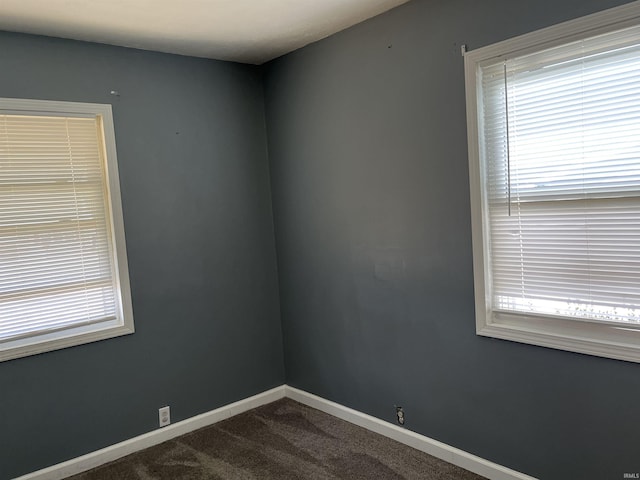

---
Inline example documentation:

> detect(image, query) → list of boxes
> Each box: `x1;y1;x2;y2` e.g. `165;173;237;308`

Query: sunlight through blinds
480;25;640;324
0;114;118;342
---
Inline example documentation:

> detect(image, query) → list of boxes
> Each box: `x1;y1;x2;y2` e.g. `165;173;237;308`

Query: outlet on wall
159;406;171;427
395;406;405;426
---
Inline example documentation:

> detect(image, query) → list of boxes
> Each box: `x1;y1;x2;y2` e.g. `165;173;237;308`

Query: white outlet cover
159;406;171;428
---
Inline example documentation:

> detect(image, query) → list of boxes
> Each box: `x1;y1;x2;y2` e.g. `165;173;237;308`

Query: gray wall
0;32;284;480
264;1;640;479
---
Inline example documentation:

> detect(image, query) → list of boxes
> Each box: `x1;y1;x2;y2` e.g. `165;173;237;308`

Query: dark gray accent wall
264;1;639;479
0;32;284;479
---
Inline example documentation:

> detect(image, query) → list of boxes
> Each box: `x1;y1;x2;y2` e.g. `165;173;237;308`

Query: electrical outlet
395;406;405;425
159;406;171;427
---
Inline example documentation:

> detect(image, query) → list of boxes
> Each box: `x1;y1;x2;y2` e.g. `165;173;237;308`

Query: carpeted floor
67;398;485;479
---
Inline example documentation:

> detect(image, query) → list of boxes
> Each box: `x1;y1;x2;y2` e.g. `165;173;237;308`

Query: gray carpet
67;398;485;479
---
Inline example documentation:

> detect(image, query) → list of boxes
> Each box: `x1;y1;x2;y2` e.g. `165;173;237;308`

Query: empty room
1;0;640;479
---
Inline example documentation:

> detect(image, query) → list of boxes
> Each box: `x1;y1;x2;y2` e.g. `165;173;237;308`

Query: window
0;98;133;361
464;2;640;362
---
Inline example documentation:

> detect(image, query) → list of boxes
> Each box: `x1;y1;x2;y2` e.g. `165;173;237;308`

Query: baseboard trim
15;386;286;480
285;386;537;480
17;384;536;480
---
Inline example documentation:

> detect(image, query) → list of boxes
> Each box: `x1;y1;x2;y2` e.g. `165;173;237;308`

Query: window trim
464;1;640;363
0;98;134;362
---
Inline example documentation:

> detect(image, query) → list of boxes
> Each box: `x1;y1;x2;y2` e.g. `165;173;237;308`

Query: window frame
464;1;640;363
0;97;134;362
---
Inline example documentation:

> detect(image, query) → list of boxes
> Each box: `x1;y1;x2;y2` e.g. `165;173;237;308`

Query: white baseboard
17;384;535;480
285;386;537;480
15;386;286;480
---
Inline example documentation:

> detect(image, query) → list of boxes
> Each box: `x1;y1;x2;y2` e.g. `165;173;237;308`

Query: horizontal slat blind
481;24;640;324
0;114;117;341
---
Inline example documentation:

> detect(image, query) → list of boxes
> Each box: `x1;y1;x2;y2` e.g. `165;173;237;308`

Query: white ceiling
0;0;410;64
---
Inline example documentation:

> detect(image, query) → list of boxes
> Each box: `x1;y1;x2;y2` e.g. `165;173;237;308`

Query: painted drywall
264;1;640;479
0;32;284;480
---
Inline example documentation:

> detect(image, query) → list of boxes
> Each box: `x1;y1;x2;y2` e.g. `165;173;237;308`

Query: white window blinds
0;113;119;343
480;24;640;325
